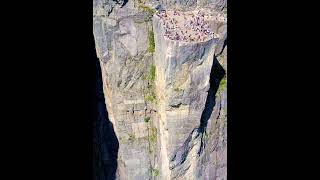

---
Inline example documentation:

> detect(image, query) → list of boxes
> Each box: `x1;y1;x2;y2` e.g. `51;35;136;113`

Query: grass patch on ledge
148;126;157;154
144;116;151;123
138;4;156;15
149;65;156;81
151;168;160;177
150;127;157;143
174;87;182;92
145;94;156;103
148;31;155;53
137;4;156;22
217;76;227;94
144;65;157;103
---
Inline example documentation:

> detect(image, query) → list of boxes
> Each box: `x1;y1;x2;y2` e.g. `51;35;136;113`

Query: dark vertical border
3;0;95;179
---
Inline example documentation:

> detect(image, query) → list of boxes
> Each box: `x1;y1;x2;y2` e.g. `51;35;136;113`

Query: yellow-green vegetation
148;31;155;53
147;84;153;89
137;4;156;22
174;87;181;92
151;168;160;177
142;64;155;81
145;65;157;103
144;116;151;123
217;76;227;94
138;4;156;15
145;93;156;103
150;127;157;143
148;126;157;153
149;65;156;82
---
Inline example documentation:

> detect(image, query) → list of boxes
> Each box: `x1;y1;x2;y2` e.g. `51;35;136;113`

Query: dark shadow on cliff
93;53;119;179
169;55;226;169
199;55;226;133
118;0;128;7
122;0;128;7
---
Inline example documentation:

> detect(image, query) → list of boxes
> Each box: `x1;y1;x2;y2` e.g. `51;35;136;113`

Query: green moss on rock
217;76;227;94
151;168;160;177
144;117;151;123
148;31;155;53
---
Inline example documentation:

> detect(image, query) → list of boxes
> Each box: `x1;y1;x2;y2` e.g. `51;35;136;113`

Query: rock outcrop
93;0;227;179
153;10;219;179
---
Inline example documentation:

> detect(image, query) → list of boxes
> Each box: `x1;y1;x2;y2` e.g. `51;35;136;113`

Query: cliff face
93;0;227;179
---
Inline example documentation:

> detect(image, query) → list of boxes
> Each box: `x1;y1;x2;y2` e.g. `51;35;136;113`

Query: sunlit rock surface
93;0;227;179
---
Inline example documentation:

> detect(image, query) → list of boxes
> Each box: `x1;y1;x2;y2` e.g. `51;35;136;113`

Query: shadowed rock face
93;0;227;179
93;43;119;180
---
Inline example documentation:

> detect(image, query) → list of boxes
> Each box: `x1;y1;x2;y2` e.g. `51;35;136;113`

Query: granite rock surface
93;0;227;179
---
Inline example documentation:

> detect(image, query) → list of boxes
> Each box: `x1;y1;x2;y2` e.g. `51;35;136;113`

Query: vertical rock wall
93;0;227;179
153;14;218;179
94;0;159;179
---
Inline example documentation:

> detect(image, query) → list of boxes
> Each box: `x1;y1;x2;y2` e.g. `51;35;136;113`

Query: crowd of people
156;10;214;42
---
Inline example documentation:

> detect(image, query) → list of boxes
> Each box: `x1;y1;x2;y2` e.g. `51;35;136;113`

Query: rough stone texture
157;0;227;11
93;0;227;179
94;1;158;179
152;10;227;179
